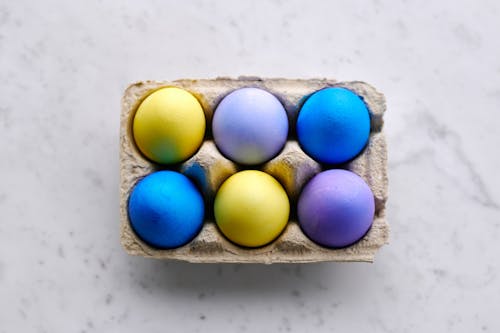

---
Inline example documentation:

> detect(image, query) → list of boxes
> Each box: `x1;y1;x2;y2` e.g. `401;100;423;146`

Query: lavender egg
298;169;375;248
212;87;289;165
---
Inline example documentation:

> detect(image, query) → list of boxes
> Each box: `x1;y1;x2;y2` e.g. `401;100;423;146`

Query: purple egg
212;87;289;165
298;169;375;248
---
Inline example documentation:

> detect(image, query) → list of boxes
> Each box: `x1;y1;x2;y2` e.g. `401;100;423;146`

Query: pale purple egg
212;87;289;165
298;169;375;248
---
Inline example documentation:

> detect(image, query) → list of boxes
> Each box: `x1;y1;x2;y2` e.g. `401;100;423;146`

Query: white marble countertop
1;1;499;332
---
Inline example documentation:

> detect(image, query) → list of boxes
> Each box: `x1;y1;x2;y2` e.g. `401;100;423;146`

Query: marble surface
1;0;499;332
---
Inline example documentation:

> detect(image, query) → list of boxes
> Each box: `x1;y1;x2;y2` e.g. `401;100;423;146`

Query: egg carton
119;77;388;263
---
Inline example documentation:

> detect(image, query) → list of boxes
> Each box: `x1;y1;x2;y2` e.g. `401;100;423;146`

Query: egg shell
133;87;206;164
214;170;290;247
298;169;375;248
212;87;289;165
128;171;204;249
297;87;371;164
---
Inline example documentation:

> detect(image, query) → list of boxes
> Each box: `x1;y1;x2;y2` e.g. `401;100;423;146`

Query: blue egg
212;87;289;165
128;171;204;249
296;87;371;164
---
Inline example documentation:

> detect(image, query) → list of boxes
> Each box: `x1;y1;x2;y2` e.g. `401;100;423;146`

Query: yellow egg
133;87;206;164
214;170;290;247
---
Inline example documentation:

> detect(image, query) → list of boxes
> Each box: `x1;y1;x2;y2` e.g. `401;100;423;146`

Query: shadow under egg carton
120;77;388;263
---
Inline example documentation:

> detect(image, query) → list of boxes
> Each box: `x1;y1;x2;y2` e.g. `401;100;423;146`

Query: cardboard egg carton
119;77;388;263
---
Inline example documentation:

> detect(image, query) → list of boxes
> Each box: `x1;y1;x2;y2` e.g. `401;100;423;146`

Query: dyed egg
128;171;204;249
297;169;374;248
212;88;288;165
297;87;370;164
214;170;290;247
133;87;206;164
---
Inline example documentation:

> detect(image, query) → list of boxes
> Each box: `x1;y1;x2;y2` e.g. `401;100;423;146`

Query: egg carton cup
120;77;388;263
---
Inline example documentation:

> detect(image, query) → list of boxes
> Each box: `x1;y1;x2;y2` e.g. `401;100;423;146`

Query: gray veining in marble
1;0;499;332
